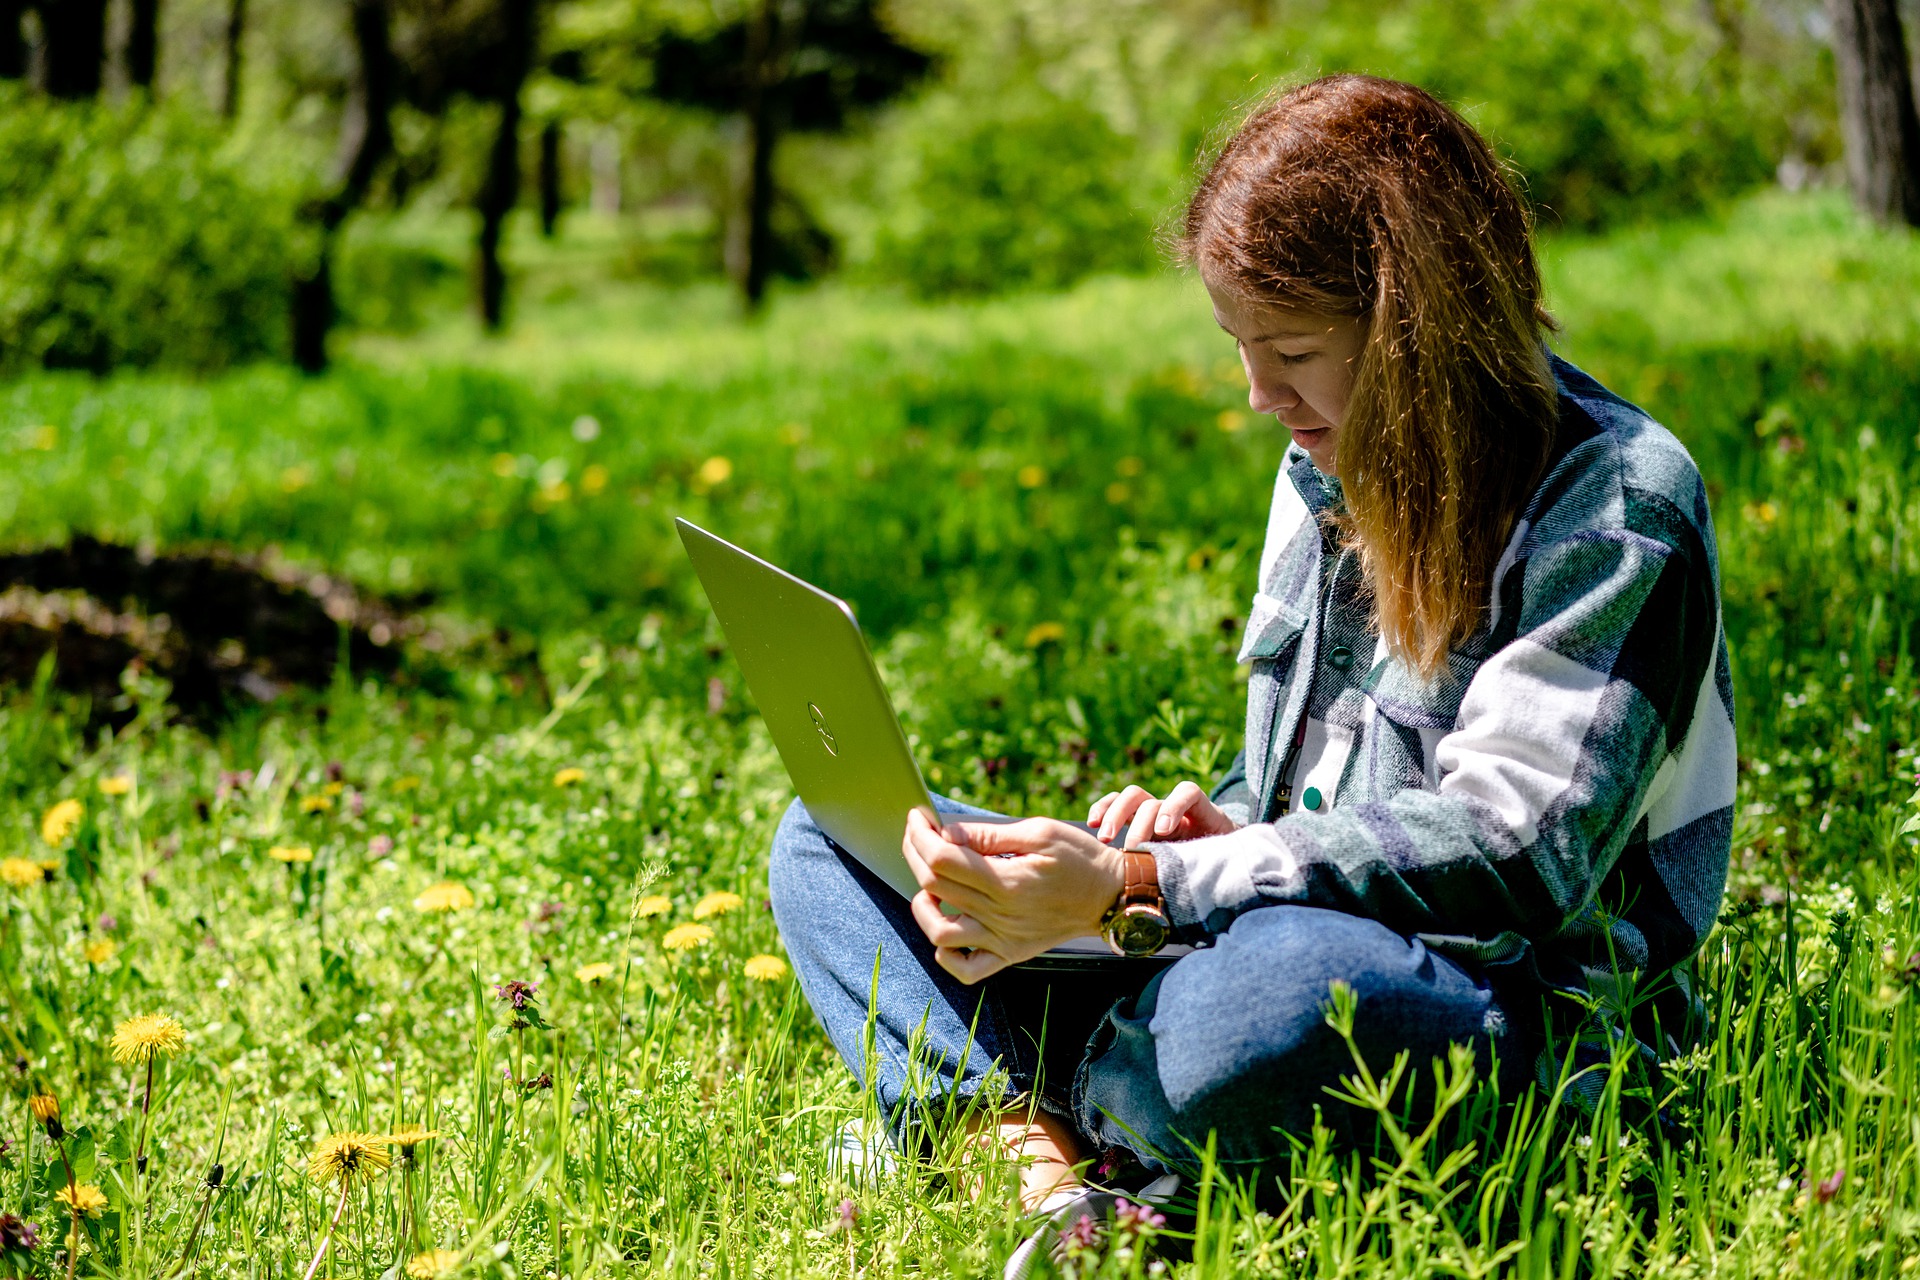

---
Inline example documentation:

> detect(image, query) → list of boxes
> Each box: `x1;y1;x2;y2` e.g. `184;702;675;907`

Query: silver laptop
676;518;1185;968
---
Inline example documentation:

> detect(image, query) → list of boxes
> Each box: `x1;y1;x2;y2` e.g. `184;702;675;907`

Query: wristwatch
1101;850;1172;958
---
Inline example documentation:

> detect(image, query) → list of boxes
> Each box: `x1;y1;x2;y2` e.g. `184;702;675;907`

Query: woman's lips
1288;424;1330;445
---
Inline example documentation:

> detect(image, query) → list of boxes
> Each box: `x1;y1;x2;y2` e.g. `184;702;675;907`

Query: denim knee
1074;905;1502;1173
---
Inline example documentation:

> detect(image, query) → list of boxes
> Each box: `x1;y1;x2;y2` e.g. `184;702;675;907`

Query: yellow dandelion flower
1105;482;1131;505
383;1125;440;1157
693;891;743;920
41;799;83;847
1115;456;1144;477
1216;409;1247;434
1;857;42;889
662;923;714;953
55;1183;107;1217
552;767;586;788
84;939;117;965
696;456;733;487
575;961;616;984
322;781;345;797
1024;621;1066;649
269;845;314;864
744;954;789;982
414;882;475;913
28;1094;59;1123
392;775;423;793
407;1249;462;1279
110;1013;187;1064
299;794;333;814
633;894;672;919
580;463;609;495
308;1131;391;1185
1016;464;1046;489
97;774;132;797
35;858;59;875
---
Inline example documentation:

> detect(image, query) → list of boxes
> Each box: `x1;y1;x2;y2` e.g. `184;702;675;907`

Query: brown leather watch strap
1119;850;1163;912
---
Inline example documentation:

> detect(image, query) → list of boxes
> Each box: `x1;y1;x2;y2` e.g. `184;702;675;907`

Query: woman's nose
1248;376;1296;416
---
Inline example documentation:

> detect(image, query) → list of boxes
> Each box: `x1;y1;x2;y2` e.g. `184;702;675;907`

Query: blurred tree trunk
293;0;394;373
127;0;159;90
475;0;536;330
41;0;108;97
725;0;795;312
0;0;26;78
1826;0;1920;226
538;118;561;237
222;0;245;116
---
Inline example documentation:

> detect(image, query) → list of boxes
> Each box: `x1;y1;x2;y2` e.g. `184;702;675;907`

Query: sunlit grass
1;186;1919;1275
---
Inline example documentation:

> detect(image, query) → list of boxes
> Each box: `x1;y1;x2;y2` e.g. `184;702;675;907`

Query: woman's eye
1273;350;1313;366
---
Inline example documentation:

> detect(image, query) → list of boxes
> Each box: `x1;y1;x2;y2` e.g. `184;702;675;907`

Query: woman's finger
910;892;994;949
1086;791;1122;825
903;810;996;894
1124;797;1164;850
935;944;1010;985
1154;780;1208;835
1097;785;1155;842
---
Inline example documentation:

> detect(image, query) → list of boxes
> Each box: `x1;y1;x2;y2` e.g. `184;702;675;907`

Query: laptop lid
675;518;934;902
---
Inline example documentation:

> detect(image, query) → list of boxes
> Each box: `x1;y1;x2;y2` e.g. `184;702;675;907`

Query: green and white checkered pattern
1158;356;1736;1042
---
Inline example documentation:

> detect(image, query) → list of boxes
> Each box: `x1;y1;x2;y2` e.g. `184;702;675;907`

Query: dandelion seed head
110;1013;187;1064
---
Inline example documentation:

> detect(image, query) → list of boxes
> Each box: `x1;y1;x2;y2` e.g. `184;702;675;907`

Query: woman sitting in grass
771;73;1734;1272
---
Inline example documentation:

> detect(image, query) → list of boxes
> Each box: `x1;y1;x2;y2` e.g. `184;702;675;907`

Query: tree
222;0;246;117
472;0;537;329
40;0;108;97
0;0;26;79
293;0;396;372
1826;0;1920;225
648;0;931;309
127;0;160;90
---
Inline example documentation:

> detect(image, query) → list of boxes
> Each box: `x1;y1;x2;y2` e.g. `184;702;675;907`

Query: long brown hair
1181;75;1558;678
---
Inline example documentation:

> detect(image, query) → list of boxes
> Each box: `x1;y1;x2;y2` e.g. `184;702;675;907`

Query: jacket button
1302;786;1323;811
1327;645;1354;670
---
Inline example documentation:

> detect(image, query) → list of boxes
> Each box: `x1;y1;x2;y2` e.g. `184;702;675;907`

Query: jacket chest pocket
1239;589;1307;665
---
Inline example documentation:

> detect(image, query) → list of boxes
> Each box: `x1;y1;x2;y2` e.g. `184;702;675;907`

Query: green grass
1;187;1919;1277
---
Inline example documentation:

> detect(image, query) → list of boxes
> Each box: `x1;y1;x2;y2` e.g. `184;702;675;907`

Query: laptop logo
807;703;838;756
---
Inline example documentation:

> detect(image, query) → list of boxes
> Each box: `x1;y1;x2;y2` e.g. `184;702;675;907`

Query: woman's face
1204;275;1367;476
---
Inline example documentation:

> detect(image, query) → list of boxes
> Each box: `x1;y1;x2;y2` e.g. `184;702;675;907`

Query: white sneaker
1001;1174;1181;1280
826;1117;899;1182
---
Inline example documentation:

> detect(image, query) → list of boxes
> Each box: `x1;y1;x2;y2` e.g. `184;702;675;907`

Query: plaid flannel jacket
1153;356;1736;1037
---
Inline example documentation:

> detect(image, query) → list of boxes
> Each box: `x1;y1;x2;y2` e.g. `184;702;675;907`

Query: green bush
0;89;300;374
864;84;1160;297
1195;0;1781;232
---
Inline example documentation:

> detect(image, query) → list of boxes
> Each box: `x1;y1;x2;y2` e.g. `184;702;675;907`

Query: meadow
1;188;1919;1277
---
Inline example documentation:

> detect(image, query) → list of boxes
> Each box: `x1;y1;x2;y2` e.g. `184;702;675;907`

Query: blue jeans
769;796;1524;1176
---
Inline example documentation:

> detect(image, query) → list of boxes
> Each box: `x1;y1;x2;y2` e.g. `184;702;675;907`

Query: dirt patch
0;535;538;723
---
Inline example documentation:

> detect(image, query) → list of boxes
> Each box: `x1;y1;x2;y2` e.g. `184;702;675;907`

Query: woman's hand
901;810;1124;984
1087;781;1239;846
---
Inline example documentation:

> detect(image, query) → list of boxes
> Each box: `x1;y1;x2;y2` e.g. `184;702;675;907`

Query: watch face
1111;908;1170;958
